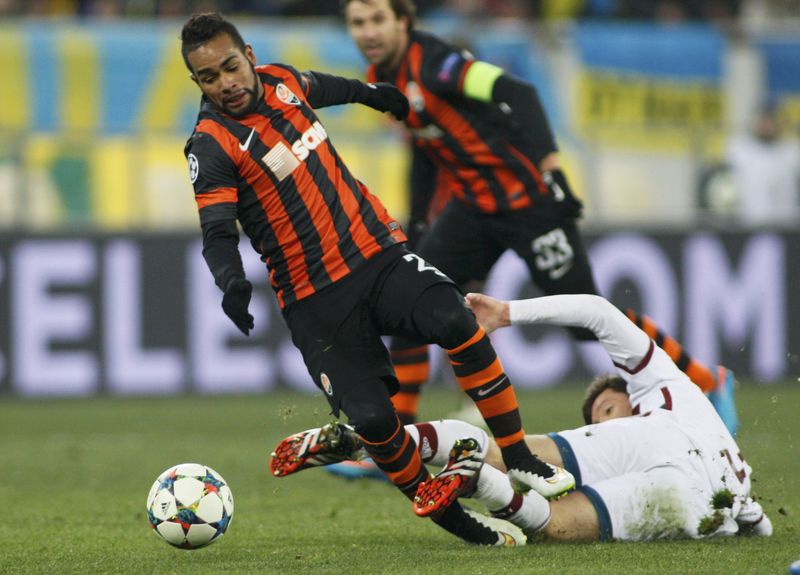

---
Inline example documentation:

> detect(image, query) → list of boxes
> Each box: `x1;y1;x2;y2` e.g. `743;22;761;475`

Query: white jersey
509;294;762;540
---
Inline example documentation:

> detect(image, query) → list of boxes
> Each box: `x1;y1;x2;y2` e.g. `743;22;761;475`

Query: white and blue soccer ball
146;463;234;549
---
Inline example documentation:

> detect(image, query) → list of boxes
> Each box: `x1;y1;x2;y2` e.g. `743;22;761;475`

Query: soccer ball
146;463;234;549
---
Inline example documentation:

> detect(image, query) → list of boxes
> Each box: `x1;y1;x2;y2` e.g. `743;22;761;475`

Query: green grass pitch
1;382;797;574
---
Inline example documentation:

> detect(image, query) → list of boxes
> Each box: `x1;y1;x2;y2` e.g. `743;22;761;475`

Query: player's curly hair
581;375;628;425
181;12;247;71
340;0;417;30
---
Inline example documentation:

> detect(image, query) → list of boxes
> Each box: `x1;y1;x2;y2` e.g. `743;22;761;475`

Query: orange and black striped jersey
185;64;406;309
368;31;551;214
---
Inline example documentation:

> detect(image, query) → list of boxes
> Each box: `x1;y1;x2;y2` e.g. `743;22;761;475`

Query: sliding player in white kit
409;292;772;541
271;292;771;543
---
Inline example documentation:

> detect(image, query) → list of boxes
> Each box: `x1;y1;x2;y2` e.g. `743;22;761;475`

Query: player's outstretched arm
468;293;652;371
301;71;409;120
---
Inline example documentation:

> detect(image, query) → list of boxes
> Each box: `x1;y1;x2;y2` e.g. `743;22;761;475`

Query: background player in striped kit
341;0;737;436
181;12;571;545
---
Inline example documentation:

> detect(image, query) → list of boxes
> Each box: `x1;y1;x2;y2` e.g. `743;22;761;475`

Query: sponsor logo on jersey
290;121;328;161
275;83;301;106
406;81;425;113
320;372;333;396
261;121;329;181
187;153;199;184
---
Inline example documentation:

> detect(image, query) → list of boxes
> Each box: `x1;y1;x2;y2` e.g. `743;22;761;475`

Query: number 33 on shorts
531;228;574;280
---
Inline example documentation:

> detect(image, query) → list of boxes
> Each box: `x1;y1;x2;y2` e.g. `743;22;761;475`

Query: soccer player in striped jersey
180;12;571;545
341;0;737;434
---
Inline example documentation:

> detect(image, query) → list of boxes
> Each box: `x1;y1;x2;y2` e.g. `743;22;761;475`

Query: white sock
475;463;550;534
512;491;551;533
474;463;516;510
405;419;489;466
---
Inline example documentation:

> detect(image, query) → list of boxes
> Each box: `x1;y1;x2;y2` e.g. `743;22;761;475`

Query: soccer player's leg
341;387;524;545
409;282;574;498
408;421;557;534
326;336;426;481
371;251;572;498
388;336;429;425
340;383;429;500
626;310;738;435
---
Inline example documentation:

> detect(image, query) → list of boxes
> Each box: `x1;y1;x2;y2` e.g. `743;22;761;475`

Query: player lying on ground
271;293;771;542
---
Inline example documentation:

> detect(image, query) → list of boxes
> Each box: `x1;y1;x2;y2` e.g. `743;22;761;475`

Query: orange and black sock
360;417;429;500
390;342;429;425
446;326;537;470
626;309;715;393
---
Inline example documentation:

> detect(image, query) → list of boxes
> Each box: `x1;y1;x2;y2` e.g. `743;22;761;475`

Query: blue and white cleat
708;366;739;437
325;458;388;481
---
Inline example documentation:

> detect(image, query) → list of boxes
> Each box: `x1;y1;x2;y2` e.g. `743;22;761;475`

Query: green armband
462;61;504;102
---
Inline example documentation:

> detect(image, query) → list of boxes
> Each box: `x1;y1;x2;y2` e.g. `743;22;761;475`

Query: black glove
404;217;429;251
360;82;409;121
544;169;583;220
222;278;254;336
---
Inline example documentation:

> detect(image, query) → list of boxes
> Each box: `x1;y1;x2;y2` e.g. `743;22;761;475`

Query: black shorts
282;245;455;415
417;200;598;296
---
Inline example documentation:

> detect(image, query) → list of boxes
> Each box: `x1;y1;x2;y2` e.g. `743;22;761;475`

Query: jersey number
532;228;574;280
403;254;447;278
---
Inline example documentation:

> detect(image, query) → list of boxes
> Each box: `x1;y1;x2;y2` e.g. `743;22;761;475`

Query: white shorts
550;415;739;541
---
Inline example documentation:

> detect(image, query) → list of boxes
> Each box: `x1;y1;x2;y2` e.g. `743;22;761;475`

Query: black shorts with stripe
417;200;598;296
282;245;456;416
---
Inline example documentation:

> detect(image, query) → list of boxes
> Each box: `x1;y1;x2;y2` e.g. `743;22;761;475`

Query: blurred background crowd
0;1;797;230
4;0;798;23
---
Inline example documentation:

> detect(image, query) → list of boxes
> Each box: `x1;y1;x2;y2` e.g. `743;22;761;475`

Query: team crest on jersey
276;83;301;106
187;153;199;184
320;372;334;396
406;82;425;113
